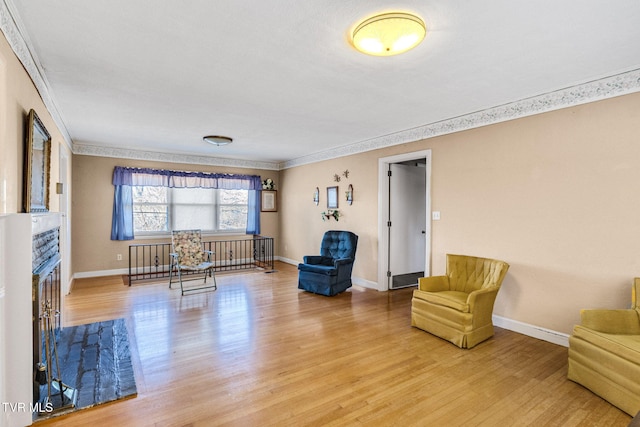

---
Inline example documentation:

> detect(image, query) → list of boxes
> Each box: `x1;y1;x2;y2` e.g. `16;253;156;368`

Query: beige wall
0;33;70;215
72;155;280;273
279;151;384;282
5;26;640;337
280;92;640;335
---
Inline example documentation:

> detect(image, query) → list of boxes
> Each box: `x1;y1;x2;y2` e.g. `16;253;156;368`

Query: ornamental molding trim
73;142;281;171
1;0;73;149
280;69;640;170
3;1;639;171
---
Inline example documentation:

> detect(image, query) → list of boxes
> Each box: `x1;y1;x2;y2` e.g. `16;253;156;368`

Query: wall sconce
346;184;353;205
313;187;319;205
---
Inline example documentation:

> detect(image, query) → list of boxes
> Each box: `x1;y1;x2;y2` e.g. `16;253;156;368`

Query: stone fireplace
31;221;62;397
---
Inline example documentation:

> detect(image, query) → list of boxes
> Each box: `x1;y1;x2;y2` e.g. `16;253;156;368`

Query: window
111;166;261;240
133;186;168;232
133;186;248;234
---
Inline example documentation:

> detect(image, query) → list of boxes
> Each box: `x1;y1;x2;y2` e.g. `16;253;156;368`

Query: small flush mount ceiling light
203;135;233;146
352;12;426;56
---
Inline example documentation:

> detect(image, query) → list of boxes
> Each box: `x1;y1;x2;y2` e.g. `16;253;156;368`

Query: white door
388;162;426;289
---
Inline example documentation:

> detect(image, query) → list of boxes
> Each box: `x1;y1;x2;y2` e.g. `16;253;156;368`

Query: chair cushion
413;290;470;312
172;229;207;267
447;254;509;293
178;262;214;271
320;231;357;260
572;325;640;363
297;263;338;276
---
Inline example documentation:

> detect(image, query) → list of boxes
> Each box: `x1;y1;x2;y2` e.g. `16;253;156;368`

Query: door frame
377;149;432;291
58;144;71;296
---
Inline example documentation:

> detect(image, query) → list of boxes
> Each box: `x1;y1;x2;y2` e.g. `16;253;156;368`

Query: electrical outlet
116;254;123;261
432;211;441;220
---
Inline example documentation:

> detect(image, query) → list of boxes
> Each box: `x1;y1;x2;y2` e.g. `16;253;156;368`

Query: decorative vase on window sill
321;210;340;221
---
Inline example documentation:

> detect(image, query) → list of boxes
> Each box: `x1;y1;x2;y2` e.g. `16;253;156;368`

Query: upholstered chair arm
418;275;449;292
333;258;353;267
580;309;640;334
467;287;499;327
303;255;330;265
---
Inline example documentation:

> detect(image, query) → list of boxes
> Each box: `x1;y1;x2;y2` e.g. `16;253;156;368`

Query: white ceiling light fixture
203;135;233;146
352;12;426;56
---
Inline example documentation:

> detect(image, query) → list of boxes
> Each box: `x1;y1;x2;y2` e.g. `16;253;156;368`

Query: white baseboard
74;268;129;279
493;315;569;347
352;276;379;290
277;256;299;266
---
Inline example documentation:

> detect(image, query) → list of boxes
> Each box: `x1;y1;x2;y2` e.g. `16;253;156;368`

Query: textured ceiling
6;0;640;167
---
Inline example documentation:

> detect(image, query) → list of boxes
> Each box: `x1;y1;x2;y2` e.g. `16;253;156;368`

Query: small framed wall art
261;190;277;212
327;186;338;209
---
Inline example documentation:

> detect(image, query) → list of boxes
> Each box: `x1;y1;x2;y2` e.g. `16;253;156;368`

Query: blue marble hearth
36;318;137;420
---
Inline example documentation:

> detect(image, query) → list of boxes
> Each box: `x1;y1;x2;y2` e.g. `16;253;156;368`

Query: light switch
432;211;441;220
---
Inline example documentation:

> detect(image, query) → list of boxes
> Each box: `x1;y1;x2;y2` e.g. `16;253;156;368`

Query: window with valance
111;166;262;240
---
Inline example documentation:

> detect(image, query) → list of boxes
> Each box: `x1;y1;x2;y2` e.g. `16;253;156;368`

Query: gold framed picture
24;109;51;213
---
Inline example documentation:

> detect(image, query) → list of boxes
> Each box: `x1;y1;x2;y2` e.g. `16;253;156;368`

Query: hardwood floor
36;262;631;426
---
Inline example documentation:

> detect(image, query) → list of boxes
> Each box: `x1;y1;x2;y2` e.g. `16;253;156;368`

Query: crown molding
73;142;281;171
3;1;639;171
1;0;73;150
280;69;640;170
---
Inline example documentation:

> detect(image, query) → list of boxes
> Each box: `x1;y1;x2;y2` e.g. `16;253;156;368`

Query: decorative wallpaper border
73;142;281;171
3;0;639;171
280;69;640;169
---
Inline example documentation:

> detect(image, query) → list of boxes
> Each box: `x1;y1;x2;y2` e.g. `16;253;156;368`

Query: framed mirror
327;186;338;209
24;109;51;213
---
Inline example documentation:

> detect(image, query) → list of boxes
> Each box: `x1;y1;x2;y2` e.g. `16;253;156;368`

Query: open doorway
377;150;432;291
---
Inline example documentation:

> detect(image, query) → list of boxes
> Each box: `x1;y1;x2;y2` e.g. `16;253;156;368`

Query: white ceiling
6;1;640;168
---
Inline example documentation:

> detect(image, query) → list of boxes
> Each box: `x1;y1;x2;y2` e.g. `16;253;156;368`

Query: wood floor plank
34;262;631;426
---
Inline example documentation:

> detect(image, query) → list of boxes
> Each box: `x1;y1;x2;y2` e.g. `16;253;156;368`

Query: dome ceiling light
203;135;233;146
351;12;426;56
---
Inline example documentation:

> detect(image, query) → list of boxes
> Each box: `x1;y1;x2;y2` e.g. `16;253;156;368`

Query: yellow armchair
568;278;640;416
411;254;510;349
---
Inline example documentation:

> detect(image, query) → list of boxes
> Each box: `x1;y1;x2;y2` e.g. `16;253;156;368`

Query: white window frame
133;186;248;237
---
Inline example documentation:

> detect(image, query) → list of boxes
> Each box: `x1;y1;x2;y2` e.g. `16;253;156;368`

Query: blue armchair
298;230;358;296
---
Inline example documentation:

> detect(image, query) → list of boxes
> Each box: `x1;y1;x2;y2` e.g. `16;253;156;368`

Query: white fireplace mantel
31;213;62;237
0;212;61;427
1;214;33;427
